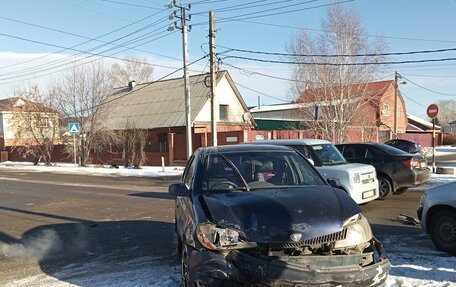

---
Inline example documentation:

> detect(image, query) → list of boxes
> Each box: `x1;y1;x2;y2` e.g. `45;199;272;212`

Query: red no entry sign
427;104;439;118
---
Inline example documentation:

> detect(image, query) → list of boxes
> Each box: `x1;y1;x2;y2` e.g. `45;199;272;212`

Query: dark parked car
385;139;422;154
336;143;431;200
169;144;390;287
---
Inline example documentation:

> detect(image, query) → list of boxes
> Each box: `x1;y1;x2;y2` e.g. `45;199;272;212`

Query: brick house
250;80;408;143
102;71;255;165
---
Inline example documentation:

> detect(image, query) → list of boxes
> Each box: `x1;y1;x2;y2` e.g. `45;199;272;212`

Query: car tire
430;210;456;255
377;176;392;200
181;245;196;287
393;187;408;195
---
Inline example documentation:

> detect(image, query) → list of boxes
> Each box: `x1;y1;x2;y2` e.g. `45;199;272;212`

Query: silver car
417;181;456;255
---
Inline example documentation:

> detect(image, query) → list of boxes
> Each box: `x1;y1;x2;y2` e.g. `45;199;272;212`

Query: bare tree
110;56;154;87
51;61;115;166
288;5;387;142
10;86;60;165
118;121;147;168
435;99;456;125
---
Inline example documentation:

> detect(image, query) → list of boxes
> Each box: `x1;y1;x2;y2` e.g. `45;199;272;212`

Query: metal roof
103;71;238;130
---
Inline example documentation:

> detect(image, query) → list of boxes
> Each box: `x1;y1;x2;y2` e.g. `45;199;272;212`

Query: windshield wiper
219;154;250;192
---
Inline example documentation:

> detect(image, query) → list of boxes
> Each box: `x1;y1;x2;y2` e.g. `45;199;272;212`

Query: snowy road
0;165;455;286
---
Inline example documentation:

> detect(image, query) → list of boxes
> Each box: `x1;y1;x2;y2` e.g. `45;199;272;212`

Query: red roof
0;97;20;111
295;80;394;103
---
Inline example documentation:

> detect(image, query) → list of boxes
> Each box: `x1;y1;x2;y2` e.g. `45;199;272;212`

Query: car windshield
310;144;347;166
201;151;325;192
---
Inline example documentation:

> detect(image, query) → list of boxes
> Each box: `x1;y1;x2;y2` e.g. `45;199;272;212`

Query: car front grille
262;229;347;249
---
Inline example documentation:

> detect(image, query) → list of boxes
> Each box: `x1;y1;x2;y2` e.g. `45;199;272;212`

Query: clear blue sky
1;0;455;119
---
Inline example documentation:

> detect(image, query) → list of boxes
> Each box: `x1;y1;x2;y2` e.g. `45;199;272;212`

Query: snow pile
0;161;184;178
422;145;456;157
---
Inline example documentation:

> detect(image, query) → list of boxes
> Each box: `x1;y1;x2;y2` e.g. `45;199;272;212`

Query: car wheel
393;187;408;195
181;246;196;287
377;176;392;200
430;210;456;255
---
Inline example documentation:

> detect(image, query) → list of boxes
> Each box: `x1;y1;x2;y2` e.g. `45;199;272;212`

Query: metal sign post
68;123;80;165
73;134;77;164
426;104;439;173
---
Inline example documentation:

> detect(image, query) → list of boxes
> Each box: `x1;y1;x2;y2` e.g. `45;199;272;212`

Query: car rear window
377;143;408;155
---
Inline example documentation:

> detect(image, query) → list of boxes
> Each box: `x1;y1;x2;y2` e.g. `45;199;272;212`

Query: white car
243;139;379;204
418;181;456;255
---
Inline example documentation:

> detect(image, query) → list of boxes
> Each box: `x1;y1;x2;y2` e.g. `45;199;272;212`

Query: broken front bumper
188;238;391;287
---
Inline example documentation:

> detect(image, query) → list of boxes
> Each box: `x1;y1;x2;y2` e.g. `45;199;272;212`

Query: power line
0;26;170;81
400;75;456;97
401;73;456;78
193;0;312;15
0;11;168;71
401;92;428;109
193;0;351;26
221;55;456;66
0;32;182;86
97;0;163;10
214;18;456;44
234;81;290;103
219;45;456;58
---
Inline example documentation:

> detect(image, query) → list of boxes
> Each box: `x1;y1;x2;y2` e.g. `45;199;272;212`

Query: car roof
243;139;332;146
336;142;378;146
197;144;293;155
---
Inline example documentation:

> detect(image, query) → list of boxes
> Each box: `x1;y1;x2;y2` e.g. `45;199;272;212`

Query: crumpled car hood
202;186;361;243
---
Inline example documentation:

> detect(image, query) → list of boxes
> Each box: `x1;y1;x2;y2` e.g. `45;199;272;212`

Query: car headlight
350;172;361;184
334;214;373;248
196;223;239;250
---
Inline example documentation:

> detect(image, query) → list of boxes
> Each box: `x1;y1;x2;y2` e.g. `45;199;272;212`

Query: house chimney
128;80;136;91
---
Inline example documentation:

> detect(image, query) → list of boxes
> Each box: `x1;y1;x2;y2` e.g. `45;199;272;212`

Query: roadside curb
435;167;455;175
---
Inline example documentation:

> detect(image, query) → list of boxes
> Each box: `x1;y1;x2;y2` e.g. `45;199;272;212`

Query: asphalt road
0;168;442;285
0;169;178;285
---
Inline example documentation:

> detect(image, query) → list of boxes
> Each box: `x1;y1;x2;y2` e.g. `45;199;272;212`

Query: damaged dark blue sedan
169;144;390;287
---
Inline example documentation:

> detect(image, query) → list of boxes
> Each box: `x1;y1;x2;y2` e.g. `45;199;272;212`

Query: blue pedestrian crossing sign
68;123;80;135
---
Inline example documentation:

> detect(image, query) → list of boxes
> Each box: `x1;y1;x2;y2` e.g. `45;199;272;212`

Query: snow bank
0;161;184;178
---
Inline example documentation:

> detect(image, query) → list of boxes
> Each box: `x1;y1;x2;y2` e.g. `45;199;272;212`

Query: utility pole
168;1;192;158
209;10;217;146
394;71;398;138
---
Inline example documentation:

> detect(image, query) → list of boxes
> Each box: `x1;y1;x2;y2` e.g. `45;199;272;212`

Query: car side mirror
327;178;341;188
307;158;315;166
169;183;189;196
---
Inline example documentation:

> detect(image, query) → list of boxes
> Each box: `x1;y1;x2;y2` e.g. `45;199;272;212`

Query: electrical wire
400;75;456;97
401;92;428;109
195;0;353;25
0;11;168;71
0;27;170;81
97;0;163;10
0;32;183;86
213;19;456;44
218;45;456;58
401;73;456;78
192;0;305;15
221;55;456;66
234;81;290;103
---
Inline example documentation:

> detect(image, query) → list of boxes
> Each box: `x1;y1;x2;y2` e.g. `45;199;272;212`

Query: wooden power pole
209;10;217;146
